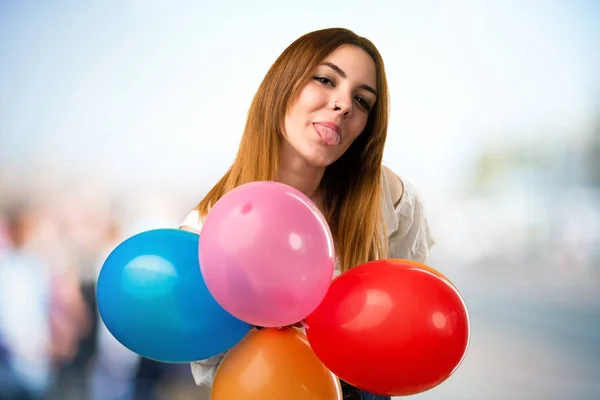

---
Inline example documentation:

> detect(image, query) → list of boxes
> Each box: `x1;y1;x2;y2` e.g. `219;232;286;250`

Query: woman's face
282;44;377;168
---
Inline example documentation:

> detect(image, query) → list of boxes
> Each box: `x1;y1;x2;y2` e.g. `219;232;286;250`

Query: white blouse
179;170;435;387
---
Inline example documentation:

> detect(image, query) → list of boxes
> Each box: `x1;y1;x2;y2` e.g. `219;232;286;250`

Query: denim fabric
359;391;392;400
341;380;391;400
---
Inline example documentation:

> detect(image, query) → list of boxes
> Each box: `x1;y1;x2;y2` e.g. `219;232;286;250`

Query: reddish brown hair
197;27;390;272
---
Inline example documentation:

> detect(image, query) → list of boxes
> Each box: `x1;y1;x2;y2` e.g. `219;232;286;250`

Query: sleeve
179;209;226;388
190;353;226;387
387;178;436;263
179;209;203;231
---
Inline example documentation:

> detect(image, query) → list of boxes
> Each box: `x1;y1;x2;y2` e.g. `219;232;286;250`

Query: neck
277;143;325;200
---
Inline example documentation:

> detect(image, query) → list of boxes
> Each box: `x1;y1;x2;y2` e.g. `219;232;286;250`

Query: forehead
321;44;377;88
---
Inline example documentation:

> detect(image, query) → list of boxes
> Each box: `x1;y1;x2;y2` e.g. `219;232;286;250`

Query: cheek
295;84;328;113
285;88;325;134
348;114;370;139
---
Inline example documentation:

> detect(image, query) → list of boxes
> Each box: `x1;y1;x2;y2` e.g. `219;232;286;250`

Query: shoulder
381;165;425;222
382;165;404;208
380;166;435;262
179;209;203;234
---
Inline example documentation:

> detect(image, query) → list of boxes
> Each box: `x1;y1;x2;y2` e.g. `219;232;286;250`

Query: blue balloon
96;228;251;363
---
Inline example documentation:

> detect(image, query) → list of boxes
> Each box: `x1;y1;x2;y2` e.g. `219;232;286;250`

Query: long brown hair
196;27;390;272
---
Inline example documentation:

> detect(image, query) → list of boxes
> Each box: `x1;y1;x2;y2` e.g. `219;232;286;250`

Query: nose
332;93;353;115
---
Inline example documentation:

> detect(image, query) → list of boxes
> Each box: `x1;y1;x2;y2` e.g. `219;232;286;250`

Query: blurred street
1;1;599;399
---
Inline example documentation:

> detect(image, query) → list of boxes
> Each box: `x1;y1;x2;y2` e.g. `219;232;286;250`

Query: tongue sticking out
314;124;341;146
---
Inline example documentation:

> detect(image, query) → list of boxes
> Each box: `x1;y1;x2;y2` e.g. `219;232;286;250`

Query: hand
276;321;305;329
255;321;306;330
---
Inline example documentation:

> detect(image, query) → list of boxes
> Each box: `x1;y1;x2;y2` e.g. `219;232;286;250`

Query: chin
302;151;337;168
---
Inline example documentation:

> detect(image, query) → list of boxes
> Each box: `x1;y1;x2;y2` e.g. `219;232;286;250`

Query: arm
383;169;435;263
179;209;226;388
189;353;226;387
180;225;200;234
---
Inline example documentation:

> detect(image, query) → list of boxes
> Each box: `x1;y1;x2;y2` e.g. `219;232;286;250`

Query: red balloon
305;259;470;396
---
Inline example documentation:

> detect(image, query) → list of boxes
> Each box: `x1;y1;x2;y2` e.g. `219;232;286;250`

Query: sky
1;0;599;197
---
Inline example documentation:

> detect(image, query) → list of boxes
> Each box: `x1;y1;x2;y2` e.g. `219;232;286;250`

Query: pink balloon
199;181;335;327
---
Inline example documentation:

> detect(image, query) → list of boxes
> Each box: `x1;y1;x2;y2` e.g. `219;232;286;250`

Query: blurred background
1;0;599;399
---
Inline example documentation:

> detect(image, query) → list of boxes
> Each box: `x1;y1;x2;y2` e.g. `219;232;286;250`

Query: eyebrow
320;61;378;96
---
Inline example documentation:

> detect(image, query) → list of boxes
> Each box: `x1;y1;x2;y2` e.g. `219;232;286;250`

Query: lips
313;122;341;146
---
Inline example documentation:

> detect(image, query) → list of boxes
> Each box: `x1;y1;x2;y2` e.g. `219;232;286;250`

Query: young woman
180;27;434;400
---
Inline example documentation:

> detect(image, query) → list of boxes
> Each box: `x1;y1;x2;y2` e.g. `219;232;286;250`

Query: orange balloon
211;327;342;400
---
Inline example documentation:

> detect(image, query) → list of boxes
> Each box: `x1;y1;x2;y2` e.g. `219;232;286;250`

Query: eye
313;76;334;86
355;96;371;111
